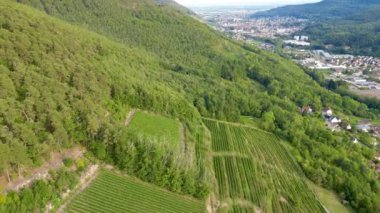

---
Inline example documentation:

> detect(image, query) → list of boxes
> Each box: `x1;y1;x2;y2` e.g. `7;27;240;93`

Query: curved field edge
65;170;206;213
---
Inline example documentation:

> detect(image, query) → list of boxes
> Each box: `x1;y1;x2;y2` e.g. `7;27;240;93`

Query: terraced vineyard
66;170;205;213
203;118;325;213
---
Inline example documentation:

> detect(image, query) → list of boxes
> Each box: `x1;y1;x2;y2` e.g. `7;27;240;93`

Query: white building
329;117;342;124
323;108;333;117
300;36;309;41
284;40;311;46
352;138;359;144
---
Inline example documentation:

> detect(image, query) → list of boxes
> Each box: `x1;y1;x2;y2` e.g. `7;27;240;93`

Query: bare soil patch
56;164;99;213
1;147;84;193
280;196;289;204
125;108;137;127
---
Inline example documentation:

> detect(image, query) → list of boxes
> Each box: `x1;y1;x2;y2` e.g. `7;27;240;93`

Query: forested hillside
253;0;380;56
1;0;380;212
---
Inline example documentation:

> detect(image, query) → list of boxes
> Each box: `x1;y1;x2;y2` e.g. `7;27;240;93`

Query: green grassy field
238;116;260;128
308;181;353;213
66;170;205;213
203;118;324;213
128;111;180;145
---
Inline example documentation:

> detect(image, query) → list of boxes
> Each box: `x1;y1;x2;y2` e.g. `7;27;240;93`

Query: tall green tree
0;143;11;182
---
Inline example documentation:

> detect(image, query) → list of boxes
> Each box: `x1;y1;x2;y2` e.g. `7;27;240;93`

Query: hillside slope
16;0;226;75
0;0;200;177
1;0;380;212
253;0;380;56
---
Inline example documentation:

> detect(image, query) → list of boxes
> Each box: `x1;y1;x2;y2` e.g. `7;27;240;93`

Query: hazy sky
175;0;320;7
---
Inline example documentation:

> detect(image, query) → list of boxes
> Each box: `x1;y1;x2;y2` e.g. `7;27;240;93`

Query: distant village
194;9;307;41
221;17;307;41
196;11;380;95
287;47;380;95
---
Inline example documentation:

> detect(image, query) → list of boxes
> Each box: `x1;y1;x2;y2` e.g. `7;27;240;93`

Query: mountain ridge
253;0;380;19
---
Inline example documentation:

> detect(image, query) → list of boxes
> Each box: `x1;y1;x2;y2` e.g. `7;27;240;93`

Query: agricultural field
127;111;180;145
65;170;205;213
203;118;325;213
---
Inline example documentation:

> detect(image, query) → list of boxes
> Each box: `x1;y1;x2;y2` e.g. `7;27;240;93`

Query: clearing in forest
203;118;325;213
65;170;205;213
127;111;180;145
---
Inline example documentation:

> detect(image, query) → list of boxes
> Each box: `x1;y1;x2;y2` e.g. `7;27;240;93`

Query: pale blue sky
175;0;320;7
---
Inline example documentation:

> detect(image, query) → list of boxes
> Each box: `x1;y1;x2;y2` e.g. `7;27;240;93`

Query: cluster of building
195;8;307;41
302;106;380;139
300;106;350;132
302;105;380;174
291;49;380;73
287;48;380;92
342;77;380;90
322;108;351;132
330;56;380;73
356;120;380;138
284;35;310;46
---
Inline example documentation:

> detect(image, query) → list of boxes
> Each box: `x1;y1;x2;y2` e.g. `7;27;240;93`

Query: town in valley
193;6;380;100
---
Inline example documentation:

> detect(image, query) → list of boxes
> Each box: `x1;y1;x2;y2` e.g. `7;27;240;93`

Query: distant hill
254;0;380;19
253;0;380;56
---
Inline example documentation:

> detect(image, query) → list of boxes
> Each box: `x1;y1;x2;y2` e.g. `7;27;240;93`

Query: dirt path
2;147;84;193
56;164;99;213
212;152;249;158
179;122;192;168
206;193;219;213
125;108;137;127
202;117;271;135
179;122;186;153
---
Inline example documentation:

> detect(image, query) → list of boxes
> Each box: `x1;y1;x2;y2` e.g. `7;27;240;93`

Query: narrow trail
179;122;196;169
56;164;99;213
202;117;272;135
206;194;218;213
179;122;186;153
212;152;249;158
125;108;137;127
2;147;83;193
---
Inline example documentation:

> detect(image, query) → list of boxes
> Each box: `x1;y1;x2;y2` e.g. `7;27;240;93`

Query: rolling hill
253;0;380;56
1;0;380;212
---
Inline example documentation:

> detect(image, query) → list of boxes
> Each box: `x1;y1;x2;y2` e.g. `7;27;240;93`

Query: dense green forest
253;0;380;56
0;0;380;211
